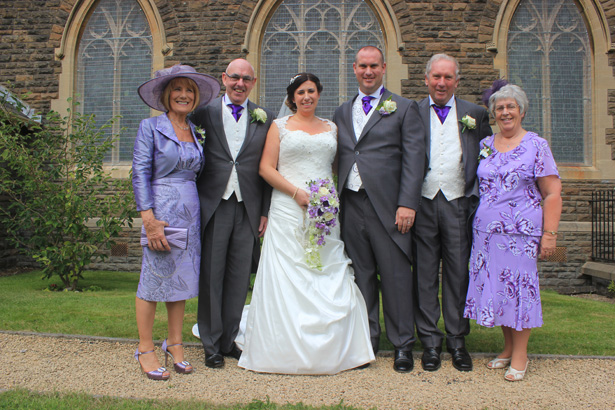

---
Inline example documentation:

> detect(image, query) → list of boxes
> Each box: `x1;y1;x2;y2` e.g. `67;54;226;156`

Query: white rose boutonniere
250;108;267;124
459;115;476;133
376;96;397;116
194;126;206;146
478;142;493;162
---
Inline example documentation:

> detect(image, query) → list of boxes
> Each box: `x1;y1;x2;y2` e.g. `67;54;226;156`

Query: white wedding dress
236;115;375;375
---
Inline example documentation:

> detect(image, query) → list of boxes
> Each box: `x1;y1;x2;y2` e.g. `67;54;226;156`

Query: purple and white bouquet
302;178;339;270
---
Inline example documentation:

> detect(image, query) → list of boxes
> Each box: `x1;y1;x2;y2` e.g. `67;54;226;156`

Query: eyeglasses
495;103;519;113
224;72;254;83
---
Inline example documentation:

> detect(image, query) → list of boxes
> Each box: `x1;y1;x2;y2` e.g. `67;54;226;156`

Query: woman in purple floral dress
463;83;562;381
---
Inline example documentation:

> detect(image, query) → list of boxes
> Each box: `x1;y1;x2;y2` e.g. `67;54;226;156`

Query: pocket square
140;227;188;250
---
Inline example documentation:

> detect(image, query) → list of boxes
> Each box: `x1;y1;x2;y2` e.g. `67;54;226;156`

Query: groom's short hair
355;46;384;65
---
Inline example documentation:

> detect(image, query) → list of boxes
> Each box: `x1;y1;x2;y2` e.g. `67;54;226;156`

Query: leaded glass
261;0;384;120
508;0;591;165
76;0;152;163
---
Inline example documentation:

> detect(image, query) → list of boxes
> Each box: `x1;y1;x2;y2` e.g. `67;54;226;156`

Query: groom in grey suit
413;54;492;372
333;46;425;372
192;59;273;368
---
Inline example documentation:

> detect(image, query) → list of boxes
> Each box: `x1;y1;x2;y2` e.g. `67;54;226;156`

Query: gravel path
2;331;614;410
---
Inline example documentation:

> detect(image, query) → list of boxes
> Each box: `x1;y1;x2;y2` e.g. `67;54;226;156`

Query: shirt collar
223;94;248;109
429;95;455;108
358;85;384;102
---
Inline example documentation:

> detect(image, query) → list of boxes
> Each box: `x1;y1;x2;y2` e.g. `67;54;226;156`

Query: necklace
499;131;523;148
170;118;189;131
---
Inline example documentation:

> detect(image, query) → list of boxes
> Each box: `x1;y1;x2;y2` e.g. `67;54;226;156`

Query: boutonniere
376;96;397;116
459;115;476;133
194;126;206;146
478;142;493;161
249;108;267;124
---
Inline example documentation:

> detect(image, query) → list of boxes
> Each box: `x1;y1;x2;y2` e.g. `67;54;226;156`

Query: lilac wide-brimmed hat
138;64;221;112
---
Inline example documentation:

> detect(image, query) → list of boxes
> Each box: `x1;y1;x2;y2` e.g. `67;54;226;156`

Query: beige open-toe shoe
486;357;511;369
505;360;529;381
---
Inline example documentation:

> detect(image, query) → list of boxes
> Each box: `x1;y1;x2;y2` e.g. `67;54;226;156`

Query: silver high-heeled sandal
162;339;193;374
486;357;511;369
134;348;170;380
505;361;529;381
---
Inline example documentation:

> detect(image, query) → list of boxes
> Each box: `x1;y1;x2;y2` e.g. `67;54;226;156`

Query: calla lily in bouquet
299;178;339;270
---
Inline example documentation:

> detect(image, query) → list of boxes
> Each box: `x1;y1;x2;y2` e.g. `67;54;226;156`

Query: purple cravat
227;103;243;122
362;96;375;115
432;104;451;124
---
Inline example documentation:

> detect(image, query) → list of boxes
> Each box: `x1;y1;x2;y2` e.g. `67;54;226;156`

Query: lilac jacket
132;113;204;212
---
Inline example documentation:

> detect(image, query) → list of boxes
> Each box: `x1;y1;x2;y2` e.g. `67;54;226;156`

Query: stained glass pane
261;0;384;120
508;0;591;165
76;0;152;164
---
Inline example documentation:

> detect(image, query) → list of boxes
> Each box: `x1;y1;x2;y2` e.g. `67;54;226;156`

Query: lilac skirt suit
132;113;203;302
464;132;559;330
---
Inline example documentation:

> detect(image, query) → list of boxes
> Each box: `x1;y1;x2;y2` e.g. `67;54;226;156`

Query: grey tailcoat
334;89;425;257
418;97;492;231
192;97;273;255
413;96;492;349
191;97;273;355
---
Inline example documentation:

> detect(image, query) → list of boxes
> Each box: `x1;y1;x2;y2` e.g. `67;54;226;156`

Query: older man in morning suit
413;54;492;372
191;59;273;369
333;46;425;373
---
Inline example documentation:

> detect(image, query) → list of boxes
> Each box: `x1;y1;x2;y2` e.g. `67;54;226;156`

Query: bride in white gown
236;73;374;374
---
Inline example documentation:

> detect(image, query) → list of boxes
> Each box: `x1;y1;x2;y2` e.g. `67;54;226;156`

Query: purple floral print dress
463;132;559;330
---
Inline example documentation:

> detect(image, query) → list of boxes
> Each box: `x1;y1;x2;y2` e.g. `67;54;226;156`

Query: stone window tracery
260;0;385;119
76;0;153;163
507;0;591;165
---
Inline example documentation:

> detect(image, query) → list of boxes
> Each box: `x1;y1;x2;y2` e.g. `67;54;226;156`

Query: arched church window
260;0;385;119
76;0;153;163
507;0;591;165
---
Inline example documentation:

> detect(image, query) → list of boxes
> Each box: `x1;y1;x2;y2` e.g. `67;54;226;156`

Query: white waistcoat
345;95;378;191
222;101;248;201
421;104;465;201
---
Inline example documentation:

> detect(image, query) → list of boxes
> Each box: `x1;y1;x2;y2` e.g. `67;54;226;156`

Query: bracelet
543;230;558;236
291;187;299;199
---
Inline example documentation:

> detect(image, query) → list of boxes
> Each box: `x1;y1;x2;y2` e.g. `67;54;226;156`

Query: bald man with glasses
191;59;274;369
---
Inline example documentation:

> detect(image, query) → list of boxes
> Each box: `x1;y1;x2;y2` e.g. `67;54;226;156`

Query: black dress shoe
421;347;442;372
355;362;371;370
221;343;242;361
205;353;224;368
393;349;414;373
448;347;473;372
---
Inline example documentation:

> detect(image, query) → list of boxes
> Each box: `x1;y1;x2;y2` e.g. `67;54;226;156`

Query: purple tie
362;96;375;115
227;103;243;122
432;104;450;124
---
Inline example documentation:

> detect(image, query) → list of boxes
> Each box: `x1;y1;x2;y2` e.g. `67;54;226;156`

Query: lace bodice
275;115;337;189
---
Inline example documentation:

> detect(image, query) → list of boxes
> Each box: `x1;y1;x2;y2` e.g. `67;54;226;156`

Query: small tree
0;92;136;290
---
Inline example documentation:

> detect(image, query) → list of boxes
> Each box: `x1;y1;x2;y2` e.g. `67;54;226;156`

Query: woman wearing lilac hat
132;64;220;380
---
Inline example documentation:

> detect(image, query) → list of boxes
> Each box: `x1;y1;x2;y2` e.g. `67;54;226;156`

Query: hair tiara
289;74;301;85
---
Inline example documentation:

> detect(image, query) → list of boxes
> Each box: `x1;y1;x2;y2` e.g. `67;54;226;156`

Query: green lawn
0;270;614;356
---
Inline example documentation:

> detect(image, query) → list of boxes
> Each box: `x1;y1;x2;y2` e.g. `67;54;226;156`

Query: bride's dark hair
286;73;323;113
